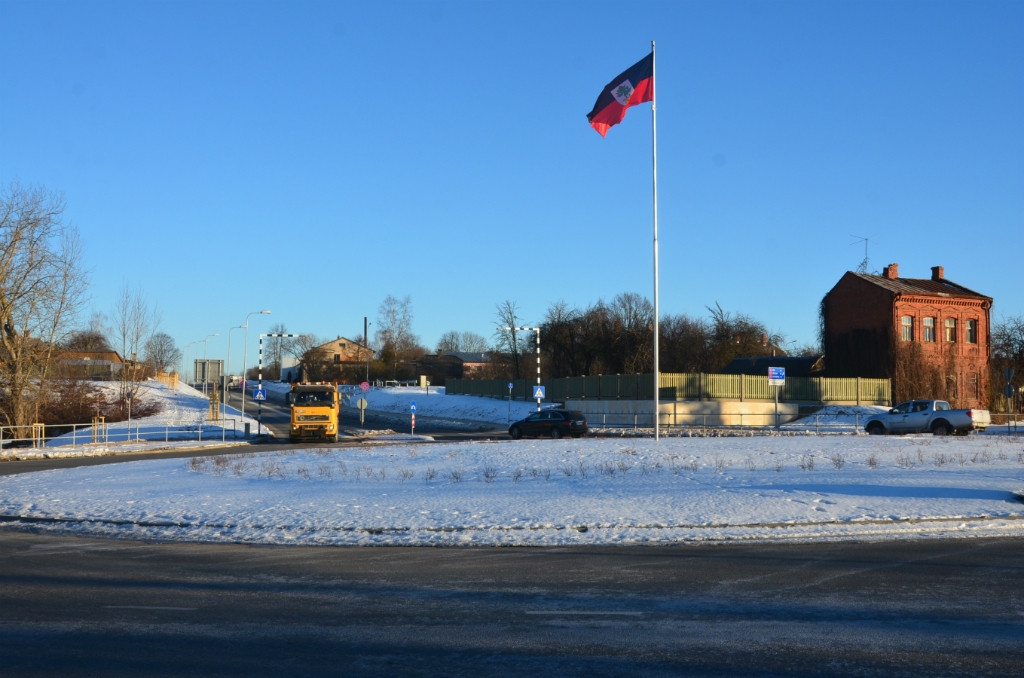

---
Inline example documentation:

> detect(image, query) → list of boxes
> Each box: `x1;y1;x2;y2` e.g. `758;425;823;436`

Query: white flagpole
651;40;660;441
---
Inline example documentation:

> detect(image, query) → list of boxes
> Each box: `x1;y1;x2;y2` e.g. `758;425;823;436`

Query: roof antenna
849;235;876;274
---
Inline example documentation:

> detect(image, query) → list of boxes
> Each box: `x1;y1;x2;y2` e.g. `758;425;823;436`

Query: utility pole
504;326;541;411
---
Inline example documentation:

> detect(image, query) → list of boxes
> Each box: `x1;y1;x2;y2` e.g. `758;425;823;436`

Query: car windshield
293;391;333;406
935;401;951;411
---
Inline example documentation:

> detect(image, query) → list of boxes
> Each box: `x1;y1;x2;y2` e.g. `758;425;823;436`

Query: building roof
851;272;991;301
60;350;124;363
720;355;825;378
447;352;490;363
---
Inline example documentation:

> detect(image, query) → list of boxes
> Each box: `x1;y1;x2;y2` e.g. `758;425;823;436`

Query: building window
966;319;977;344
923;317;935;342
967;372;979;400
945;318;957;342
900;316;913;341
333;354;340;364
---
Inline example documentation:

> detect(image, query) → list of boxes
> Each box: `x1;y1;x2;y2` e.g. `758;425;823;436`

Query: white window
923;318;935;342
901;316;913;341
945;318;957;342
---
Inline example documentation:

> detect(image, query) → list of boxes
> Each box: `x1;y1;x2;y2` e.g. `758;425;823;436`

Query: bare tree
0;183;88;429
290;334;334;382
264;322;293;377
494;300;528;379
437;331;490;353
144;332;182;372
376;295;419;377
108;283;160;406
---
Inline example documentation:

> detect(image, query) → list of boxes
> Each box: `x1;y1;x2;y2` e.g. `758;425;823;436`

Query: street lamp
240;310;271;421
201;333;220;395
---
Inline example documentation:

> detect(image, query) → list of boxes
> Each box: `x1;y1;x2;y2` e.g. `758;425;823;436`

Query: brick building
822;264;992;406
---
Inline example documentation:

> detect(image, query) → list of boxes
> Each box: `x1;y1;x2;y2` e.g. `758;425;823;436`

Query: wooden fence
445;373;890;405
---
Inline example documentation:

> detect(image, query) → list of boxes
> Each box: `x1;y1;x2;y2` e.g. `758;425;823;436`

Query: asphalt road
1;532;1021;677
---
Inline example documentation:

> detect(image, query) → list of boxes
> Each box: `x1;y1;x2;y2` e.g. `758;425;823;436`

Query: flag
586;52;654;137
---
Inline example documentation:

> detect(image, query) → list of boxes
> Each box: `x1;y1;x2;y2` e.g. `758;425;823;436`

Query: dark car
509;410;588;439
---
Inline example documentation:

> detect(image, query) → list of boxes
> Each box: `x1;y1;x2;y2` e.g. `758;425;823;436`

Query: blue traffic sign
508;382;514;390
253;388;267;401
410;403;417;412
533;385;546;399
1006;384;1017;399
768;367;785;385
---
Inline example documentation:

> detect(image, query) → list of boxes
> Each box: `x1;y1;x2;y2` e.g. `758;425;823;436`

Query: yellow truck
287;382;340;442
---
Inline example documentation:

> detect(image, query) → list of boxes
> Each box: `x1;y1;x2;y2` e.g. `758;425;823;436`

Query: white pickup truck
864;400;990;436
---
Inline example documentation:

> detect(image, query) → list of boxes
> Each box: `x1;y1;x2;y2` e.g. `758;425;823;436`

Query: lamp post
240;310;271;421
201;334;219;395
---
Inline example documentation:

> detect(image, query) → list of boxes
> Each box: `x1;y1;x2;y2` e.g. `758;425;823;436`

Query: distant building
721;355;824;378
59;350;124;379
822;263;991;405
416;351;491;382
316;337;373;365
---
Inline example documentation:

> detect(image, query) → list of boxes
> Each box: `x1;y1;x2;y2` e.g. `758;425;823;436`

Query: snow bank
3;434;1022;546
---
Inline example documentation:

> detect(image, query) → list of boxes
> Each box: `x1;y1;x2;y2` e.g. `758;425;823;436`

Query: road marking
104;605;197;611
524;610;641;616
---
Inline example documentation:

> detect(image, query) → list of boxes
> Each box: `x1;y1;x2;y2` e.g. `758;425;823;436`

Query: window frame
900;316;914;342
945;318;957;343
966;319;978;344
923;317;935;343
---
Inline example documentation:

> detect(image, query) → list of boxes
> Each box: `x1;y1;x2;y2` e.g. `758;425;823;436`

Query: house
415;351;491;382
59;350;124;379
822;263;991;405
721;355;825;378
315;337;373;365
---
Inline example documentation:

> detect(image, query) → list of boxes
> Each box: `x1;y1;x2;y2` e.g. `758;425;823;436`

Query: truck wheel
931;421;951;436
867;422;885;435
328;434;338;443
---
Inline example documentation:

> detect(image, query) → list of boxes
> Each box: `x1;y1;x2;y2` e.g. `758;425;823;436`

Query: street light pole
240;310;271;422
504;326;541;411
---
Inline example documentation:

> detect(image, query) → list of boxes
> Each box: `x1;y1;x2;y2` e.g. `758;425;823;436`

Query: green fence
445;373;890;405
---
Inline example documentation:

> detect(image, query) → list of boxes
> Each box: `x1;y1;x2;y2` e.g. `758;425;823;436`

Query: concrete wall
565;399;800;428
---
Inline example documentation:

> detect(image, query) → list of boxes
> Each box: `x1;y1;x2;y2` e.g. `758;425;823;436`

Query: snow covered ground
1;380;262;460
3;434;1022;546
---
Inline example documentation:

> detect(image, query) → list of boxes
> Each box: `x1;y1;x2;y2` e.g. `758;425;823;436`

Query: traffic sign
253;388;267;401
360;381;370;391
508;382;514;390
533;385;546;399
1006;369;1015;382
410;402;417;412
1007;384;1017;399
768;367;785;386
356;398;368;410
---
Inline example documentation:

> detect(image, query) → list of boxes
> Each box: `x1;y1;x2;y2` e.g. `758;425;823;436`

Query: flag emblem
586;53;654;137
611;81;634;106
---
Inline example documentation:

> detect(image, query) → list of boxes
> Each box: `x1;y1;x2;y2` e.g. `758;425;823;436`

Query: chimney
931;266;944;281
761;333;768;347
883;263;899;279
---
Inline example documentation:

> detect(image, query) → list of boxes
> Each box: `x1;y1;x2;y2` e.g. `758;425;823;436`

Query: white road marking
525;610;641;616
104;605;197;611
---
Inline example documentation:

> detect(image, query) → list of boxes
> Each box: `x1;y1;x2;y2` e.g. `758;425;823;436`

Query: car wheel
932;421;951;436
509;425;522;440
550;428;562;439
867;422;885;436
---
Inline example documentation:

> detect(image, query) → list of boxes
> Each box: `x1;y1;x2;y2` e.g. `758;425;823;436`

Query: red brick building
822;264;992;406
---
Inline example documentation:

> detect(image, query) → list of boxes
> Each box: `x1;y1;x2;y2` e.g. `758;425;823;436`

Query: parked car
509;410;588;439
864;400;990;436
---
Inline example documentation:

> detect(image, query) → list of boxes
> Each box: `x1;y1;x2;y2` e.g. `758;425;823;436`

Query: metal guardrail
0;419;245;450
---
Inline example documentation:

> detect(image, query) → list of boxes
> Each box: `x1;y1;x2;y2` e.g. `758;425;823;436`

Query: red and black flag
586;52;654;137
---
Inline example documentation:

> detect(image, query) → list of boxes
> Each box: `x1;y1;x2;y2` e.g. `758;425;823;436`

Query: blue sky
2;0;1021;372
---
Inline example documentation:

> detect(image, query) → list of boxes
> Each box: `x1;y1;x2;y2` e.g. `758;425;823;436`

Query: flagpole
651;39;660;441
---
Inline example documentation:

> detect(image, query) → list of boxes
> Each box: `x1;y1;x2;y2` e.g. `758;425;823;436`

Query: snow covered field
3;434;1022;546
1;380;261;460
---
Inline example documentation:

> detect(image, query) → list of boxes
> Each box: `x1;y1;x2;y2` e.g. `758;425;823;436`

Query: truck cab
289;382;340;443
